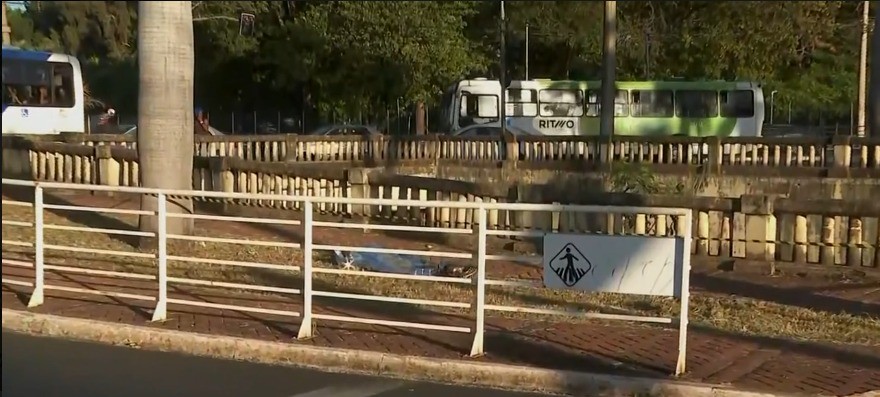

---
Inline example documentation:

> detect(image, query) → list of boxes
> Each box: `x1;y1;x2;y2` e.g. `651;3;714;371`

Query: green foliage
607;162;683;195
6;1;870;123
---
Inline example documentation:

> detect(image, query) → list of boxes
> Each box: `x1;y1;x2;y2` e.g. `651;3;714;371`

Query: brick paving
2;191;880;395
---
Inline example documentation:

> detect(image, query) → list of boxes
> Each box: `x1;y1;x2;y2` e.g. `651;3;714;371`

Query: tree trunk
870;4;880;138
137;1;195;244
415;101;426;135
2;1;11;46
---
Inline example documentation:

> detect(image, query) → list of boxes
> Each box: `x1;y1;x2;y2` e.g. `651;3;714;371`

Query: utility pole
857;1;869;137
871;1;880;138
600;1;617;137
2;1;12;46
525;23;530;80
500;0;507;136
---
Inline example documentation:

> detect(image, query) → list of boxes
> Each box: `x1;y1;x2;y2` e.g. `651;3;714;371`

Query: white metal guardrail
0;178;692;375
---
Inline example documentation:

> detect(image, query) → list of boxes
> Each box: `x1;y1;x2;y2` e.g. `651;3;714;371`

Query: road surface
2;331;552;397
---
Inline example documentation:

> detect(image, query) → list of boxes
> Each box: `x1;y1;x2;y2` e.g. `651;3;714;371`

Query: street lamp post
600;1;617;137
500;1;507;136
770;90;778;125
857;1;869;137
525;23;530;80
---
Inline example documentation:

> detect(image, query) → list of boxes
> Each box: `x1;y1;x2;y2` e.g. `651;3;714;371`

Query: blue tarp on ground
332;244;438;276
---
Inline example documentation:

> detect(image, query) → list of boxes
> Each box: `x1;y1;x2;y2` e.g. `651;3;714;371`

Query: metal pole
644;31;649;79
525;23;530;80
770;90;777;125
500;1;507;135
871;4;880;137
151;192;168;322
297;199;314;339
28;185;45;308
857;0;869;137
600;1;617;137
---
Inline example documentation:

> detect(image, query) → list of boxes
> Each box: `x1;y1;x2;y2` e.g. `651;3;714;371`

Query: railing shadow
691;323;880;370
2;185;141;247
691;271;880;318
484;328;663;378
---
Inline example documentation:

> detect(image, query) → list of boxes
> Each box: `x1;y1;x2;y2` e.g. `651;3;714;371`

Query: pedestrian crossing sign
547;243;593;287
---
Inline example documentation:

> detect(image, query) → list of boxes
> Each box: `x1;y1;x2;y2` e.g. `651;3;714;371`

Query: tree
256;1;488;125
137;1;195;239
3;1;13;45
8;1;870;129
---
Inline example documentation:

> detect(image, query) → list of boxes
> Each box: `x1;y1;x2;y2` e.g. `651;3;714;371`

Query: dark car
307;124;382;137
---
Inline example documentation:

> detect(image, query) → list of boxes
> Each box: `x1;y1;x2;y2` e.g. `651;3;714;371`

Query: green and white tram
441;79;765;137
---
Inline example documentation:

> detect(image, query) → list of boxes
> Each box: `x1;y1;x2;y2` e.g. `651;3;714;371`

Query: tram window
720;90;754;118
676;90;718;118
586;89;629;117
631;90;674;117
507;88;538;117
538;89;584;117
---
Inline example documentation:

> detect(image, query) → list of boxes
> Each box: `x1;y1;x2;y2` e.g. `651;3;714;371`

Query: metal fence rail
1;178;693;375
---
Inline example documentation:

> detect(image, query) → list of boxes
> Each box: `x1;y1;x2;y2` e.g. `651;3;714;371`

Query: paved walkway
2;191;880;396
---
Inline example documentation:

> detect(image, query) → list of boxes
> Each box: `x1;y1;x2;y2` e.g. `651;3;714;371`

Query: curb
2;309;792;397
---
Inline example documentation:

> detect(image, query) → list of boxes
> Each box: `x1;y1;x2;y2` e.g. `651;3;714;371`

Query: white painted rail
1;178;693;375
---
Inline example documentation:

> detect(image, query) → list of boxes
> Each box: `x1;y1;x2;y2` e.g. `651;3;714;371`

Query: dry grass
2;201;879;346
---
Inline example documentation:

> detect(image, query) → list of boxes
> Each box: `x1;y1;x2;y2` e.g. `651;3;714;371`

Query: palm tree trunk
137;1;195;242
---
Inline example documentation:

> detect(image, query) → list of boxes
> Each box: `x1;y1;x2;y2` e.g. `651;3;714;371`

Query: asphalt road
2;331;552;397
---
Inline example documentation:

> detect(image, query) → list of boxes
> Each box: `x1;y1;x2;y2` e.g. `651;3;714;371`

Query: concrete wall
385;161;880;201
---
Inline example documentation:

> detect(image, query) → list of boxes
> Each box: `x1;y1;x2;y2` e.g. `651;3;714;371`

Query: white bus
2;47;86;135
440;78;765;137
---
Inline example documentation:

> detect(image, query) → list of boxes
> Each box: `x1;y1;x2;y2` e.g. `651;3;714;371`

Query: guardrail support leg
469;207;487;357
297;200;314;339
151;193;168;322
674;211;693;376
27;185;45;308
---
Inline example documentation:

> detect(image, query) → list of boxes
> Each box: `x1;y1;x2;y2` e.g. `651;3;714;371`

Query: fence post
469;207;487;357
27;184;45;308
675;210;694;376
297;199;314;339
151;193;168;321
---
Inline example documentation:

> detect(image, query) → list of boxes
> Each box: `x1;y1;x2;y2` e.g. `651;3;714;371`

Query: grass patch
3;199;879;346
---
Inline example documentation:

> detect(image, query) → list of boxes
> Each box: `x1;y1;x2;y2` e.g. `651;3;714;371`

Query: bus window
52;63;75;108
676;90;718;118
539;89;583;117
507;88;538;117
720;90;754;118
1;58;75;108
3;85;32;105
632;90;674;117
586;89;629;117
460;93;498;121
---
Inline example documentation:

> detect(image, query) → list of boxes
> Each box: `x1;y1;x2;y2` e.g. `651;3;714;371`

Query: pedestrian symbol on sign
548;243;592;287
